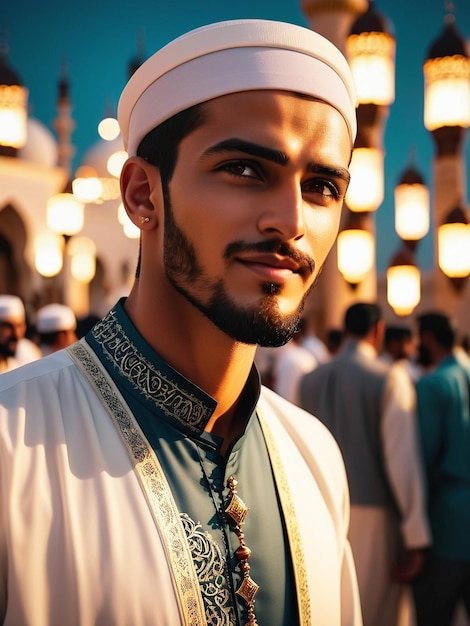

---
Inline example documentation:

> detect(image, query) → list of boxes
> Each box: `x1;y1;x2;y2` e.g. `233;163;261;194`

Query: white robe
0;347;362;626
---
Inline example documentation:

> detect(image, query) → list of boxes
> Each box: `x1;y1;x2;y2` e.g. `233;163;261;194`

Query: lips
224;239;315;278
235;253;308;282
237;253;301;272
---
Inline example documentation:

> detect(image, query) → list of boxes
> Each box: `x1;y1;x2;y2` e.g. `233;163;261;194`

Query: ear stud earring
140;216;150;224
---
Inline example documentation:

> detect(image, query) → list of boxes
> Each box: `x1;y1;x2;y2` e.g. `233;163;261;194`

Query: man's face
0;318;25;358
158;90;351;346
417;330;434;367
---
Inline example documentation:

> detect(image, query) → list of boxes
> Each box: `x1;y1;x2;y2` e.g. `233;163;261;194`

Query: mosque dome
80;136;125;177
18;117;58;168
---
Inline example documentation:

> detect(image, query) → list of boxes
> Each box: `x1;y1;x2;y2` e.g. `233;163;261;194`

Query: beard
162;191;317;347
0;339;17;359
417;344;433;368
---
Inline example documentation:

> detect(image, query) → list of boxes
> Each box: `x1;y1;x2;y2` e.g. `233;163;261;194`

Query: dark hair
344;302;382;337
131;105;207;277
384;325;412;345
417;312;456;349
326;328;343;352
137;103;207;186
39;330;63;346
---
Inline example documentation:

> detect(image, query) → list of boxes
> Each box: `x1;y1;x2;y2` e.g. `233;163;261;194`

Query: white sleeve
381;363;431;548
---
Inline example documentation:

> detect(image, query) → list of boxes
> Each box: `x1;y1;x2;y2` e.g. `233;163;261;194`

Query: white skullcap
0;295;25;322
118;19;357;156
36;304;77;334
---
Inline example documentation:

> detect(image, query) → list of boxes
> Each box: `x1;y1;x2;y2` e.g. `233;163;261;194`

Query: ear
373;319;385;352
120;156;163;229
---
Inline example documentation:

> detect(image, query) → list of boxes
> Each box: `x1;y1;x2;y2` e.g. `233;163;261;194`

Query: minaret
53;64;75;177
301;0;368;53
423;7;470;314
301;0;391;332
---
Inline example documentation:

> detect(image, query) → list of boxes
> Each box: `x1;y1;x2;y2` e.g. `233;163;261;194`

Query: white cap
36;304;77;334
118;19;357;156
0;295;25;323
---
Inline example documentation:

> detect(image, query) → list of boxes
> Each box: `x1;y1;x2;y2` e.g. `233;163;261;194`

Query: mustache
224;239;315;275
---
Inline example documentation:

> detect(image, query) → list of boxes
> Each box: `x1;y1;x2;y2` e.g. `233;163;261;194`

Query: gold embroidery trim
257;408;312;626
90;309;213;433
67;340;206;626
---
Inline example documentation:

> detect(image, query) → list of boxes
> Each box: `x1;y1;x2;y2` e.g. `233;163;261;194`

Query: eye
216;160;264;181
302;179;343;204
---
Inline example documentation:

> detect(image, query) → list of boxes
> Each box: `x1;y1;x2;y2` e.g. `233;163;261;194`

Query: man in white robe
0;19;362;626
300;302;431;626
0;295;29;373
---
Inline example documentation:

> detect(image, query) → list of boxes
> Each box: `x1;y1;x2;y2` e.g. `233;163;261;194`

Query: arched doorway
0;204;31;299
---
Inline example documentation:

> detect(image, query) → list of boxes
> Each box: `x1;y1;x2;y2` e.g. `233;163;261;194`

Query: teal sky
2;0;470;271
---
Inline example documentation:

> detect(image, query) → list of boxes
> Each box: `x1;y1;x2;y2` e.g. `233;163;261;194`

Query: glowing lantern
424;16;470;131
47;192;84;236
34;231;64;277
346;2;395;106
67;237;96;283
337;227;375;285
437;205;470;278
346;147;384;212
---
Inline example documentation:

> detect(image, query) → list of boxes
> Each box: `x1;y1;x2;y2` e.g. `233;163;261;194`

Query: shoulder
0;349;75;394
301;358;332;384
0;350;82;433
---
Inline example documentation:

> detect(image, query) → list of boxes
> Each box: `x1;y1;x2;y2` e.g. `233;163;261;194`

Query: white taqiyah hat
36;304;77;334
118;19;358;156
0;295;25;322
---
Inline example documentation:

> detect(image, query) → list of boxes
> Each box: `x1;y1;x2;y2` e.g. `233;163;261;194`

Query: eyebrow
203;138;289;165
203;138;350;185
307;162;351;186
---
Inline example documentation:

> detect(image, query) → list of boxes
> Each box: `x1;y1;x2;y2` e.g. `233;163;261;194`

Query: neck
124;284;258;429
0;355;11;373
433;346;453;366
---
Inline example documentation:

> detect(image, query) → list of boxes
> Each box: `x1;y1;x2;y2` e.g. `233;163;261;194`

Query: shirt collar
342;337;378;360
86;298;260;436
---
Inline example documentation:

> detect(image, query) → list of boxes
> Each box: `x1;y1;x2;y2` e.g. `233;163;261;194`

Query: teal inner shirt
85;299;299;625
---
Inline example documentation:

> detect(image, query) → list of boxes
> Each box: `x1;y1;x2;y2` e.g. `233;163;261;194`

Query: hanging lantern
337;209;375;286
346;1;395;106
34;231;64;277
47;191;85;236
338;229;374;285
394;163;430;242
67;236;96;283
424;15;470;131
72;165;103;203
386;247;421;316
437;204;470;279
0;48;28;150
346;147;384;212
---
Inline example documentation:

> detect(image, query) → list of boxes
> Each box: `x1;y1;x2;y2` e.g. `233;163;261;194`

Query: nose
257;180;306;241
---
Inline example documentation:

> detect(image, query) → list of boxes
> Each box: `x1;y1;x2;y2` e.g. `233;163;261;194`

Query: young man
0;295;27;373
0;20;361;625
36;303;78;355
300;303;430;626
413;312;470;626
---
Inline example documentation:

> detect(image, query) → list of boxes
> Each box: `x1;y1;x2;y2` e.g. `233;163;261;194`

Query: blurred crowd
0;294;99;374
257;302;470;626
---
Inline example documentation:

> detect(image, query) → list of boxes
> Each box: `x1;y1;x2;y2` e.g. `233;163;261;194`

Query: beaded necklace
224;475;259;626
